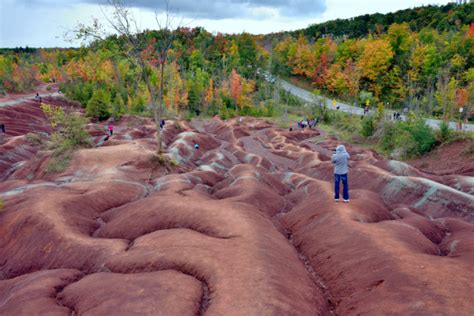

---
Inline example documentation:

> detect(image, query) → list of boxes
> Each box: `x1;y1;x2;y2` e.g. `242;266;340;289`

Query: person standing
0;123;5;143
332;144;350;203
108;123;114;136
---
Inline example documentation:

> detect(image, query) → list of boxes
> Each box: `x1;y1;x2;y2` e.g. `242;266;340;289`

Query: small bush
150;153;178;172
379;118;436;158
380;122;415;158
112;95;126;120
173;121;182;130
205;103;220;117
438;121;451;142
61;81;94;106
41;105;91;174
403;118;436;155
86;89;111;120
45;150;72;174
184;111;194;121
26;133;45;146
361;116;375;137
462;141;474;156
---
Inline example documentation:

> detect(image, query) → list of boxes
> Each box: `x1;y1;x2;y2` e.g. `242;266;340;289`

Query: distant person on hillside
194;143;200;150
160;119;165;129
332;144;350;203
108;123;114;136
0;123;5;143
35;93;40;102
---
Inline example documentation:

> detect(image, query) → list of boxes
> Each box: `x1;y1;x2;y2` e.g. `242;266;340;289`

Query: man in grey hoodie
332;144;350;203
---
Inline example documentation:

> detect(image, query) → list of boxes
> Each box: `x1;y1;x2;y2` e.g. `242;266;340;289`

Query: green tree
86;89;111;120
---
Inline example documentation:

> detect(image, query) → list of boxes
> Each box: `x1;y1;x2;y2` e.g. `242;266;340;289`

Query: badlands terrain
0;95;473;315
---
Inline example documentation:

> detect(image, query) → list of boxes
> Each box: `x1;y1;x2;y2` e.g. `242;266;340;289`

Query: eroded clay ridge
1;112;473;315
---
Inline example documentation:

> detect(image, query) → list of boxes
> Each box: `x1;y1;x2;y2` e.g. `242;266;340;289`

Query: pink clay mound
1;97;473;315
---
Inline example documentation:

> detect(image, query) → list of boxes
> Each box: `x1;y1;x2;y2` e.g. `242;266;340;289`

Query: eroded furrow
1;116;473;315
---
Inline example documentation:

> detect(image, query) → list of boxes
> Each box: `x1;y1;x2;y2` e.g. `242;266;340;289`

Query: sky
0;0;452;48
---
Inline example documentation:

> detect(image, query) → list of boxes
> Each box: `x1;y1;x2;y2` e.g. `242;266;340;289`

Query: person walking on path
332;144;350;203
108;123;114;136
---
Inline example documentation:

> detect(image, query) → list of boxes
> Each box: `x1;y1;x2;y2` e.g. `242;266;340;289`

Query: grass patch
150;153;178;172
45;150;72;174
25;133;46;146
173;120;183;130
44;139;75;174
41;104;91;174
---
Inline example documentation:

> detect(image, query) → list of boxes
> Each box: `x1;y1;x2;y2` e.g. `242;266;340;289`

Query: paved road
279;79;474;131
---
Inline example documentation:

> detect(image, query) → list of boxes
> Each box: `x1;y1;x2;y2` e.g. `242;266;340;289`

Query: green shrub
86;89;111;120
220;106;236;120
239;104;270;117
26;133;45;146
361;115;375;137
438;121;451;142
185;111;194;121
60;114;91;147
264;100;276;117
379;118;436;158
462;140;474;156
62;82;94;106
131;95;146;114
45;150;72;174
403;118;436;155
41;105;91;173
205;103;220;117
112;95;126;119
380;122;414;157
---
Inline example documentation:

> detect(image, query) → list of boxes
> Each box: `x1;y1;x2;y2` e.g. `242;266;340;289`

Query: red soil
409;140;474;176
1;104;473;314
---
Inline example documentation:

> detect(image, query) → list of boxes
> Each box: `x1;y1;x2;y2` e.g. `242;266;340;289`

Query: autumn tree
73;0;178;154
230;69;242;107
357;38;394;99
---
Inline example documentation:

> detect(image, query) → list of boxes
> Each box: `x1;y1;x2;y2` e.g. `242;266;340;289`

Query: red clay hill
0;94;473;315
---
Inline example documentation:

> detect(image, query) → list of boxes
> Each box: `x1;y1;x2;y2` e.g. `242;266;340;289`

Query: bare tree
73;0;178;154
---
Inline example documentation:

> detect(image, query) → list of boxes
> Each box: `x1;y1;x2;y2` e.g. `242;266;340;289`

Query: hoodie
332;144;350;175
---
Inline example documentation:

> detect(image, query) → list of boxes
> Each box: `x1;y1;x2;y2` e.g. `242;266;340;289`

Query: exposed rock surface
1;110;473;315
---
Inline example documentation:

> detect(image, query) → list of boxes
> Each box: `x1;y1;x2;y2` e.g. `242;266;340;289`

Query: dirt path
0;83;60;108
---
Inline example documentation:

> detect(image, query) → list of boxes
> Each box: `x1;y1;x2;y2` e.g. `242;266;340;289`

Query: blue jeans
334;174;349;200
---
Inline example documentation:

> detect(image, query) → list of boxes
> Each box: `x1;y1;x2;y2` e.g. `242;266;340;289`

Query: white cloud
13;0;327;19
0;0;455;47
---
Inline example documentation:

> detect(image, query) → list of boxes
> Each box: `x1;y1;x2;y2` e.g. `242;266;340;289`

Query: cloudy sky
1;0;451;48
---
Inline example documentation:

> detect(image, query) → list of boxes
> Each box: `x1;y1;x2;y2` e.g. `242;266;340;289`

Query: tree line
0;1;472;123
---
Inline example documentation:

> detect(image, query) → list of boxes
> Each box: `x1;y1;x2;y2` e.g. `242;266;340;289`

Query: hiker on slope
332;144;350;203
